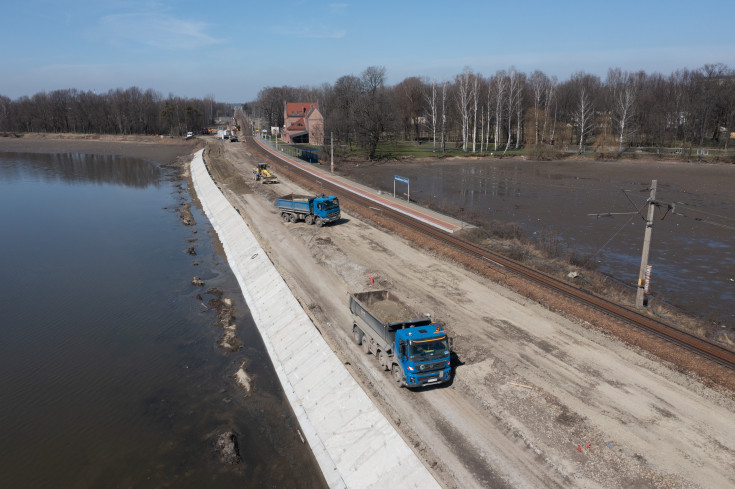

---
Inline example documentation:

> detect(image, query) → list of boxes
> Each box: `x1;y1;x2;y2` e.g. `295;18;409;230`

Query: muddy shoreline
333;154;735;331
0;132;202;165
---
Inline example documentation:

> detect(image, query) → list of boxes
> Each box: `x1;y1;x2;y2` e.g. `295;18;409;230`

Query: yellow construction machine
253;162;278;184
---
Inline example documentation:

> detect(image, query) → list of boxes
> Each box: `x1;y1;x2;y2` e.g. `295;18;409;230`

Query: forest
247;64;735;159
1;63;733;160
0;87;231;137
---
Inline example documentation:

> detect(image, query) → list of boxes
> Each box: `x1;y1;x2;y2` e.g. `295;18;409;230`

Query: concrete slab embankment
190;149;441;489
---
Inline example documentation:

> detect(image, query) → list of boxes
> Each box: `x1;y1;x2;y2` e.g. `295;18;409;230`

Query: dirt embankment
201;137;735;489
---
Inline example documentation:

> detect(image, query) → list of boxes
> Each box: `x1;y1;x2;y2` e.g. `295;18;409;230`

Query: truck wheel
362;338;371;355
305;215;315;225
289;214;297;223
281;213;290;223
315;217;324;227
392;364;403;386
378;351;389;371
353;327;363;346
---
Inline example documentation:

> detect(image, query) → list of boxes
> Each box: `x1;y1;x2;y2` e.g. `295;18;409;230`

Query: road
199;137;735;489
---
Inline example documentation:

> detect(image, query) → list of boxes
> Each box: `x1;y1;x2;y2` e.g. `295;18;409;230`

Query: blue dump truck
276;194;341;227
350;290;453;388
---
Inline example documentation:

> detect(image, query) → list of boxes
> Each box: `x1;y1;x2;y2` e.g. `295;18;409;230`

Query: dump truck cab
393;323;452;387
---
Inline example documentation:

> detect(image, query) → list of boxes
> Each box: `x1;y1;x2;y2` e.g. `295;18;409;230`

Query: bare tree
394;77;425;141
355;66;390;159
492;71;506;151
608;68;638;152
570;72;599;152
471;75;479;152
424;78;438;149
514;71;525;149
504;67;518;154
543;76;557;144
440;81;447;152
529;70;549;145
455;68;472;152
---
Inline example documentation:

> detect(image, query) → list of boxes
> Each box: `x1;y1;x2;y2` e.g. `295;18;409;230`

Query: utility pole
330;132;334;175
636;180;657;308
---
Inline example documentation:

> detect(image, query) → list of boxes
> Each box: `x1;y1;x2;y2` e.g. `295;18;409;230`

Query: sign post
394;175;410;201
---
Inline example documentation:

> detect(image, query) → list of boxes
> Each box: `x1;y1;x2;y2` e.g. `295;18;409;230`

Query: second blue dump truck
276;194;341;227
350;290;453;388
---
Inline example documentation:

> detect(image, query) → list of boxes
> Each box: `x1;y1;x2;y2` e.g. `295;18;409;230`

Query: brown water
0;152;326;488
338;158;735;329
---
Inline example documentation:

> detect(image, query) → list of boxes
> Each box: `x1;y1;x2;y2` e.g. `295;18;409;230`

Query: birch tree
456;68;472;151
529;70;549;145
504;68;518;154
493;71;506;151
608;68;637;152
571;72;599;152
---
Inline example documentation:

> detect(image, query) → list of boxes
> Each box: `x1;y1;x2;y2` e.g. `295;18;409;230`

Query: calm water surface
0;152;325;488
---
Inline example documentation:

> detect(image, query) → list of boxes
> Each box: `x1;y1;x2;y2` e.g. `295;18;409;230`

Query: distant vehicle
275;193;340;227
185;131;193;139
229;134;238;142
350;290;453;388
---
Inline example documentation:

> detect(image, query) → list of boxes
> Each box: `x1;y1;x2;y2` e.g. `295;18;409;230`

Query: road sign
393;175;410;201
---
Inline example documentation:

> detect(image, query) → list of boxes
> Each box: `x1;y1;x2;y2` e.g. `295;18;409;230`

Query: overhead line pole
636;180;657;308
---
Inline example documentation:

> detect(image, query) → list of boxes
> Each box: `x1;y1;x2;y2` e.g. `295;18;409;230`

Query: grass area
332;140;527;160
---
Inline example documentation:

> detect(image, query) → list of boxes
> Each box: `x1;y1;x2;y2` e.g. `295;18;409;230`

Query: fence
260;135;321;164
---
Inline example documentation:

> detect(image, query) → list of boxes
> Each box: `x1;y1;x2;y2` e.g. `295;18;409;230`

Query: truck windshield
409;337;449;362
321;198;339;211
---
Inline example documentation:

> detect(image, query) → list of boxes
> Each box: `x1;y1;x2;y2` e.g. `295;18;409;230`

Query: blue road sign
394;175;409;184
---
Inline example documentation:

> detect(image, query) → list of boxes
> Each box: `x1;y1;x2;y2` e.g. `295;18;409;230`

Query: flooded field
337;157;735;329
0;152;325;488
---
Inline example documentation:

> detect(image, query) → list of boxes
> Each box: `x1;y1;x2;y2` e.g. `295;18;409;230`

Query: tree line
246;63;735;158
0;87;232;136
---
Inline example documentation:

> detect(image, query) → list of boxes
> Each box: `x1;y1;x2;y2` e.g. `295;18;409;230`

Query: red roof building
283;102;324;145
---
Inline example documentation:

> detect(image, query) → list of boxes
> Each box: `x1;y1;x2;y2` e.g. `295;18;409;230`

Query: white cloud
98;12;227;49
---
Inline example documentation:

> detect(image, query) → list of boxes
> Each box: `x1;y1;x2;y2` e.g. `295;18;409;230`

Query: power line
672;210;735;231
673;202;735;222
582;207;642;268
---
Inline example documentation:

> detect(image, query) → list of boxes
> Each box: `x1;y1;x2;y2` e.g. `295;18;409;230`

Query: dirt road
204;137;735;489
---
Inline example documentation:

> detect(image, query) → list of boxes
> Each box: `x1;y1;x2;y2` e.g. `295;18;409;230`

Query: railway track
247;136;735;371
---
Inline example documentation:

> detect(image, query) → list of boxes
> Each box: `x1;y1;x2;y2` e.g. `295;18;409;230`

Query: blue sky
2;0;733;102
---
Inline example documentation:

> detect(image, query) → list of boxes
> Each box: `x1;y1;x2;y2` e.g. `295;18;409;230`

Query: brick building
282;102;324;145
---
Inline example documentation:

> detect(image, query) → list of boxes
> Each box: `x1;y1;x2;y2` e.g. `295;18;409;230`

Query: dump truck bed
351;290;414;324
276;194;312;213
350;290;431;347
